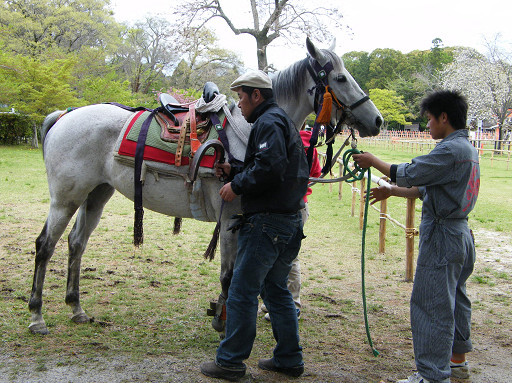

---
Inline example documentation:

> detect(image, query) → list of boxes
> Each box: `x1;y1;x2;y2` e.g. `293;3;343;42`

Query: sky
111;0;512;70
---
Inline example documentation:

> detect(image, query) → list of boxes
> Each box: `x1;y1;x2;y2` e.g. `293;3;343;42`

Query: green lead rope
342;148;380;357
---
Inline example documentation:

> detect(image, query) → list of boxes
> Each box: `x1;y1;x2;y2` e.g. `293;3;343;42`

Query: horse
29;37;383;335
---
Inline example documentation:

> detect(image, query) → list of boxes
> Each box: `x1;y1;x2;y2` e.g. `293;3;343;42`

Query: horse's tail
41;110;64;153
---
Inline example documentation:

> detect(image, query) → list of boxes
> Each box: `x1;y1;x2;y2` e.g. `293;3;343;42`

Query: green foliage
0;113;32;144
11;56;80;122
367;49;414;89
369;89;412;129
79;72;133;105
342;51;371;92
342;40;455;121
0;0;120;57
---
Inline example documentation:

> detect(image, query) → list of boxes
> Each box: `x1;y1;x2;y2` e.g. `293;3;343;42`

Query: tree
169;28;243;94
342;51;371;93
0;0;120;57
441;43;512;148
369;88;411;130
367;48;414;89
174;0;345;71
112;16;179;94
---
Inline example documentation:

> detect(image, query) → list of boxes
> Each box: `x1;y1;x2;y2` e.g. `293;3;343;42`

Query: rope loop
342;148;366;183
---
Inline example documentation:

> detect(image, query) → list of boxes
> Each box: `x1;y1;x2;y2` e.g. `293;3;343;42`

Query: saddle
156;82;220;165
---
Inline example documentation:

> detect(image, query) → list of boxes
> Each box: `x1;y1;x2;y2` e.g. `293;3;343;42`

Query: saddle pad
117;111;217;168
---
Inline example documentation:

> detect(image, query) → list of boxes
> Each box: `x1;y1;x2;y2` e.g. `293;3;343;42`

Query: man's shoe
258;358;304;377
264;308;301;322
200;361;246;381
450;360;470;379
396;372;431;383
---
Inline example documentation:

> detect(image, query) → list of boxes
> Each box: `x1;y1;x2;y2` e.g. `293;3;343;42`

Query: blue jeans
216;212;304;370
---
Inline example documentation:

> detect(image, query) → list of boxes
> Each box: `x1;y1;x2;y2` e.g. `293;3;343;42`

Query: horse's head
305;37;382;137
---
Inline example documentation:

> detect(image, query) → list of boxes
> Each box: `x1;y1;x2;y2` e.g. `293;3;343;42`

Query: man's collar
247;98;277;123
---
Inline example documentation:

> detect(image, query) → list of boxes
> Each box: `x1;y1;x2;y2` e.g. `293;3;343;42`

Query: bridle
306;58;370;128
305;57;370;178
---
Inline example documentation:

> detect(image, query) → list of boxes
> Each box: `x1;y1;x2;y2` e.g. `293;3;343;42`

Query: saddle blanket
117;110;218;168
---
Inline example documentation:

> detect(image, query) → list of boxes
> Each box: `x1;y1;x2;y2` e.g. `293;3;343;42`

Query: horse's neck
277;98;309;130
273;67;313;130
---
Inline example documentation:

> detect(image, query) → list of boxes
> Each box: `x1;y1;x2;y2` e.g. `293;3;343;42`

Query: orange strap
189;104;200;156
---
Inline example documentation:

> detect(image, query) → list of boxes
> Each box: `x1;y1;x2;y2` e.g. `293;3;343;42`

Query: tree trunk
32;124;38;149
256;37;268;72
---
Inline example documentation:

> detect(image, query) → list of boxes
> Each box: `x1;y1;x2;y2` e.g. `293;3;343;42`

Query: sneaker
258;358;304;377
264;309;301;322
396;372;431;383
450;360;470;379
200;361;246;381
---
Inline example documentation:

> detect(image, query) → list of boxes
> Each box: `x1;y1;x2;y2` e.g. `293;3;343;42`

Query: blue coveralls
393;130;480;382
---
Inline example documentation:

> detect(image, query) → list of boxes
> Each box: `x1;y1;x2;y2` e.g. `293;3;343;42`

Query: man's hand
365;185;392;205
219;182;237;202
352;152;376;169
215;161;231;180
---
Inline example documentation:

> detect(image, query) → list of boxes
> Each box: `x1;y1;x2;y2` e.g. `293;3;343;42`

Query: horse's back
43;104;132;197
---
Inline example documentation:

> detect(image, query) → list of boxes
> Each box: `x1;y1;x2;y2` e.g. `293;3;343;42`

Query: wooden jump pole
405;198;416;282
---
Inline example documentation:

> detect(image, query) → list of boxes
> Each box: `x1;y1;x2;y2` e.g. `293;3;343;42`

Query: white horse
29;38;382;335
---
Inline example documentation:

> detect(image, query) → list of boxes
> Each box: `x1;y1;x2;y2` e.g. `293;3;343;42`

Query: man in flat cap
201;70;309;381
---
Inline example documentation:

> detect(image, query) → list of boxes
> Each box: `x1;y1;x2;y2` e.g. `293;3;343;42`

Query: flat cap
230;70;272;90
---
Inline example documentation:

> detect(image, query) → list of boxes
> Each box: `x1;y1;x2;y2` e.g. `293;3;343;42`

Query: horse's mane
272;49;343;102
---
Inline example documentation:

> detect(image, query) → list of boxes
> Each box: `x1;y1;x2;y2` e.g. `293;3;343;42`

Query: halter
305;57;370;175
306;59;370;116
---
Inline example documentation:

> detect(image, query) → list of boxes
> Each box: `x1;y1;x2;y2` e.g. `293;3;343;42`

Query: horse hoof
211;317;225;333
71;313;90;324
28;322;49;335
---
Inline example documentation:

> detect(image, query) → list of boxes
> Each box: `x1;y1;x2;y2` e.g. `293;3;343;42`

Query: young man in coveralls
354;90;479;383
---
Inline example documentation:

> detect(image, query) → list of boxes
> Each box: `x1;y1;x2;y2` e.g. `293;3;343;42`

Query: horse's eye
336;74;347;83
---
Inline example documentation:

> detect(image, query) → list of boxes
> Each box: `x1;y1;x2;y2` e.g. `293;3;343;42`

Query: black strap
350;95;370;110
133;110;157;245
210;113;234;163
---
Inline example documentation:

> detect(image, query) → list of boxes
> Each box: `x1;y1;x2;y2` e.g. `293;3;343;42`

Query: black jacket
230;98;309;215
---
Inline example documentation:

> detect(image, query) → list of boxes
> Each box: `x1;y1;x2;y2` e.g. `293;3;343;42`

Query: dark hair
241;85;273;100
420;90;468;130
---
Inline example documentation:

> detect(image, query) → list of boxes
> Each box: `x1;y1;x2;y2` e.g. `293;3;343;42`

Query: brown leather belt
175;111;189;166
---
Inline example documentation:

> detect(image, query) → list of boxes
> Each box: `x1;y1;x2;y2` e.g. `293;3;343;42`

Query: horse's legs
219;227;237;297
66;183;115;324
210;217;238;335
29;203;80;334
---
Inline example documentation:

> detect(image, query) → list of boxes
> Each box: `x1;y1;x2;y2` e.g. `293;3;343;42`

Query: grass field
0;143;511;382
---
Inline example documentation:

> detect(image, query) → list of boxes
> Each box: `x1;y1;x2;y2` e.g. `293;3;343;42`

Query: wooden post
405;198;416;282
379;199;387;253
359;178;365;230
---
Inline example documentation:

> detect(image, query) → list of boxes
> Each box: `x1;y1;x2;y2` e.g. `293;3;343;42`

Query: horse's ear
329;38;336;52
306;36;320;59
